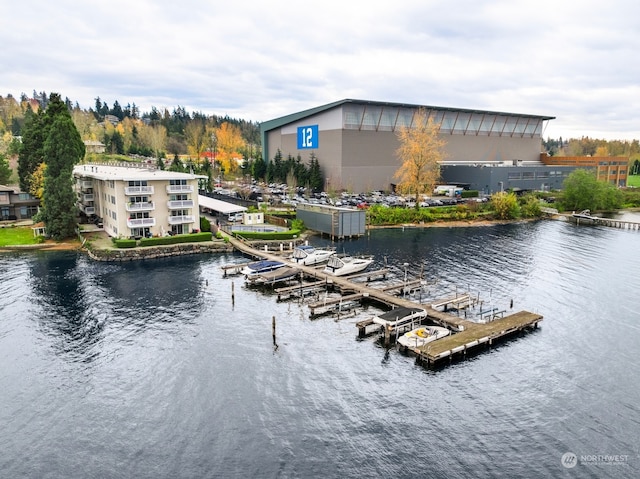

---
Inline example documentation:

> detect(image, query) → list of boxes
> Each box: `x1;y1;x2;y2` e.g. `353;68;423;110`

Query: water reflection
28;252;207;362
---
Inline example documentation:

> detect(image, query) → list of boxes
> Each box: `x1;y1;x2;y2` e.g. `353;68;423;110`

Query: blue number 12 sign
297;125;319;149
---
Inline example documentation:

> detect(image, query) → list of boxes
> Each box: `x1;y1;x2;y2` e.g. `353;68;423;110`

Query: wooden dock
409;311;543;366
224;235;543;368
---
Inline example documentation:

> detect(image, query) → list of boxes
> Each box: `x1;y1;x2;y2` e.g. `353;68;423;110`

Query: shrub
115;238;137;248
233;229;301;240
491;191;520;220
200;216;211;232
461;190;479;198
138;232;212;247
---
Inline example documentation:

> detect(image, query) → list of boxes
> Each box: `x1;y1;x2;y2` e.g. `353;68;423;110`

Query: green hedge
115;239;137;248
233;229;300;240
138;232;213;247
461;190;479;198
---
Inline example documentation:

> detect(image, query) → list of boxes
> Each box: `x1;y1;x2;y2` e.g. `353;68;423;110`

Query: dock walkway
225;235;542;367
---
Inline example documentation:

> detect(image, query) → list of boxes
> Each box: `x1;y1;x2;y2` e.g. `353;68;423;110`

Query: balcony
126;201;155;212
80;193;94;202
166;184;194;194
78;203;96;215
127;217;156;228
167;199;194;209
168;215;195;225
125;185;154;195
80;180;93;189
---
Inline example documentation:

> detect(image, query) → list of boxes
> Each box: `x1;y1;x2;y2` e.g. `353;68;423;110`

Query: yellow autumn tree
214;122;245;174
185;121;207;164
394;108;446;207
29;162;46;201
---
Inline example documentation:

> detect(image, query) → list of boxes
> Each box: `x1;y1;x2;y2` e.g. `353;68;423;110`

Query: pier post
232;281;235;306
272;316;278;350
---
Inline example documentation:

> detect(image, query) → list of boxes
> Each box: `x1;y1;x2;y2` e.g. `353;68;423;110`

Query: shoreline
0;217;549;253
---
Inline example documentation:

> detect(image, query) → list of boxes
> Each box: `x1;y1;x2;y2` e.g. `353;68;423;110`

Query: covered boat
371;307;427;329
241;260;285;277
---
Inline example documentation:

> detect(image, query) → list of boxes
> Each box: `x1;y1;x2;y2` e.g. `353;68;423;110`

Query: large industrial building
261;99;558;194
261;99;629;194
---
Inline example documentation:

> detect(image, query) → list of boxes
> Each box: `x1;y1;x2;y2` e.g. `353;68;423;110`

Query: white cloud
1;0;639;139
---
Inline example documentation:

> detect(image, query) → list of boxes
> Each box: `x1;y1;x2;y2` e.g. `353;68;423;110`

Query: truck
433;185;463;198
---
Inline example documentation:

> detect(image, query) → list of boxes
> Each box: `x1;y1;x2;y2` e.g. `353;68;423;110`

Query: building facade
0;185;40;221
261;99;555;193
73;164;206;238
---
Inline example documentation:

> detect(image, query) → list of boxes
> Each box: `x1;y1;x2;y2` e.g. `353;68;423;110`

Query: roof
73;164;207;181
260;98;556;134
198;195;247;214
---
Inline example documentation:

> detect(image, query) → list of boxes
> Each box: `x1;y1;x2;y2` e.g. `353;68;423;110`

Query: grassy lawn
0;227;40;246
627;175;640;187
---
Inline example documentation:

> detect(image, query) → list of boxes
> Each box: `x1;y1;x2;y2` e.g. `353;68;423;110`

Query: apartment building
73;164;206;239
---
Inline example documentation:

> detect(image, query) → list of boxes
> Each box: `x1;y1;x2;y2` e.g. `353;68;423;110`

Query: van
227;213;243;222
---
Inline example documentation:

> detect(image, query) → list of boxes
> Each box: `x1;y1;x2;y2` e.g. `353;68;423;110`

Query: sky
2;0;639;141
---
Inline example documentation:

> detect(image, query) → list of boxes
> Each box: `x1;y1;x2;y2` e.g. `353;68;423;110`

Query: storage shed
296;204;365;239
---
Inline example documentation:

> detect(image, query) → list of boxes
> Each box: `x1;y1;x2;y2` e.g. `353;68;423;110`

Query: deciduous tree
394;109;446;207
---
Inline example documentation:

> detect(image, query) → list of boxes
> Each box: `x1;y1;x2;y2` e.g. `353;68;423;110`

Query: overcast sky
2;0;639;141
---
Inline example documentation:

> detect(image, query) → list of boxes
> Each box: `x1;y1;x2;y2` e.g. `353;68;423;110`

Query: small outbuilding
296;204;365;239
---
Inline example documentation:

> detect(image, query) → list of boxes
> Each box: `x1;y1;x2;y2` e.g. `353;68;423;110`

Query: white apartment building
73;163;207;239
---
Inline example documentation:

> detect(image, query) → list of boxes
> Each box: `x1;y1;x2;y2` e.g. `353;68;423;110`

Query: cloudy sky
2;0;639;140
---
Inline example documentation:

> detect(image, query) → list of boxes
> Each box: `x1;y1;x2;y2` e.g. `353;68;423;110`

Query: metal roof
198;195;247;214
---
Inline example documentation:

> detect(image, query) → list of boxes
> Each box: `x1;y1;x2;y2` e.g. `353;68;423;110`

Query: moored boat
291;245;336;265
241;260;286;277
323;255;373;276
397;325;450;348
371;306;427;329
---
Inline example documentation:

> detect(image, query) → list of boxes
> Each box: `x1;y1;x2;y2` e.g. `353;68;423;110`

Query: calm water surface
1;219;639;478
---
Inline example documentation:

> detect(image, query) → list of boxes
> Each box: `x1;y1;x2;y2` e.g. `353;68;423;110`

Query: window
19;193;31;200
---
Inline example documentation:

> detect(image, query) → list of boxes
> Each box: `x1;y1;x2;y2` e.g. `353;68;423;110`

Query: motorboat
323;255;373;276
241;260;285;277
246;266;300;285
291;245;336;266
371;307;427;329
572;209;598;224
397;325;450;348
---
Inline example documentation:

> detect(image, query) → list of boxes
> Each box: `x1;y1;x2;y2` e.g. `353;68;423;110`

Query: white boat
291;245;336;266
241;260;285;277
397;325;450;348
246;266;300;285
572;209;598;224
371;307;427;328
323;255;373;276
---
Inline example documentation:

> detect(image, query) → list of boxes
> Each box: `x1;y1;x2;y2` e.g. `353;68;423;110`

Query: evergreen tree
252;156;266;181
0;153;12;184
18;107;46;192
308;153;323;192
41;114;85;239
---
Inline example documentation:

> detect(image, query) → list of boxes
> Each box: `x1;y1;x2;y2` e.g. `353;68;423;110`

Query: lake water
1;218;639;478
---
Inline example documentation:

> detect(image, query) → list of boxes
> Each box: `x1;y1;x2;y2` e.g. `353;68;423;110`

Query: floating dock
224;235;543;369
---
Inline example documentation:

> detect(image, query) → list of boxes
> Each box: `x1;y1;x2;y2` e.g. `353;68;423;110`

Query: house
84;140;106;154
0;185;40;221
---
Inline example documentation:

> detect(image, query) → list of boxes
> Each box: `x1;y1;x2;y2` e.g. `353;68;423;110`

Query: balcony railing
166;184;194;194
168;215;195;225
167;199;194;209
126;201;155;212
125;185;154;195
127;218;156;228
78;204;96;215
